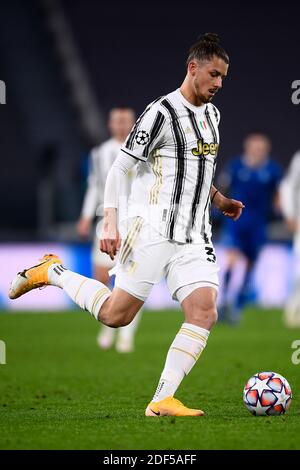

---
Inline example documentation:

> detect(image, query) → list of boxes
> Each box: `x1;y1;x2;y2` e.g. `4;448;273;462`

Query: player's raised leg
9;253;143;327
94;264;117;349
146;285;217;417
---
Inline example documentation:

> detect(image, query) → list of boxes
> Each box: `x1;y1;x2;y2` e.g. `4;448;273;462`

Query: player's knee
199;307;218;328
102;316;130;328
98;303;132;328
186;300;218;328
98;309;121;327
98;311;124;328
209;307;218;326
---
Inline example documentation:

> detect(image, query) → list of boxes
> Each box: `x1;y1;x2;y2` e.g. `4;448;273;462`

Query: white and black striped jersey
81;138;133;219
121;88;220;243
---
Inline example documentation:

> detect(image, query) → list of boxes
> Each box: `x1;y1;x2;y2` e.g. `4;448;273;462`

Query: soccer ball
243;372;292;416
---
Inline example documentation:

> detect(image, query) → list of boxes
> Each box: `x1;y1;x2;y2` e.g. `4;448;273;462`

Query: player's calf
98;288;143;327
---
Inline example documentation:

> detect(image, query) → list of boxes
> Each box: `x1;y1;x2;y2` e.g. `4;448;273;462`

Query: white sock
99;325;116;338
118;309;142;341
48;264;111;320
98;325;116;348
152;323;210;402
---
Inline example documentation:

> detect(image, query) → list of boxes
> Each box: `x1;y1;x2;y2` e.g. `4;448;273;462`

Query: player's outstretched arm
211;185;245;221
100;208;121;260
100;151;137;259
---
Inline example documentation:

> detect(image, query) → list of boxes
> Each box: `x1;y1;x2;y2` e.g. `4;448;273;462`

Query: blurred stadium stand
0;243;294;311
0;0;299;310
0;0;106;240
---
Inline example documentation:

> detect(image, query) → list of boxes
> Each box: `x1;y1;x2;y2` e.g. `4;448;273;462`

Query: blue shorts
221;220;266;262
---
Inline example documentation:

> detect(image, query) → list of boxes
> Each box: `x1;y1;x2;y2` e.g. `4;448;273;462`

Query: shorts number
205;246;216;263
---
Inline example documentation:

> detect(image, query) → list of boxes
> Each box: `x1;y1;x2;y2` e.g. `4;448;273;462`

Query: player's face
244;135;271;165
108;109;135;142
190;56;228;104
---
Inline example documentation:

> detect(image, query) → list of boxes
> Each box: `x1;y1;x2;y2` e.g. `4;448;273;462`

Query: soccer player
77;108;142;353
279;150;300;327
218;133;282;322
9;33;244;416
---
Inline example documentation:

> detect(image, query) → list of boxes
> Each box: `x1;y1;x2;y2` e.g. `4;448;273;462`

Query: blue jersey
221;156;282;260
225;156;282;224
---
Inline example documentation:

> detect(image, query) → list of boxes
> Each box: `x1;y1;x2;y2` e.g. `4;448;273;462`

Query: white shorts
113;217;219;303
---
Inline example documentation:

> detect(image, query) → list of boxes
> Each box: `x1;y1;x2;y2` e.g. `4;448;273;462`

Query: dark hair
186;33;229;66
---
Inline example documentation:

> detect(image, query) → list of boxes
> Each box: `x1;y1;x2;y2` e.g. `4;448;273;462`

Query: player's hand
214;193;245;221
77;217;92;238
100;225;121;260
221;198;245;221
100;208;121;260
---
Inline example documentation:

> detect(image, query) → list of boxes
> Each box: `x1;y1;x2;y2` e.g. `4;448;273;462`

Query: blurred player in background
218;133;282;323
279;149;300;328
77;107;142;352
9;33;245;416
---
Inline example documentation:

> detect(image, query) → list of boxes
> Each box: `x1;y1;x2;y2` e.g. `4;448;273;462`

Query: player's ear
188;60;198;76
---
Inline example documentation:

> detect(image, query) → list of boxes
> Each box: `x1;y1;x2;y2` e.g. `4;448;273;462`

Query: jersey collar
176;88;207;113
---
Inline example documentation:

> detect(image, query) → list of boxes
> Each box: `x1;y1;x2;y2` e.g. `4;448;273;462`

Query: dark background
62;0;299;154
0;0;299;235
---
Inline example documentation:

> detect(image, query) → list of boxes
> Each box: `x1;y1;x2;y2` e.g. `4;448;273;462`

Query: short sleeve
121;101;167;162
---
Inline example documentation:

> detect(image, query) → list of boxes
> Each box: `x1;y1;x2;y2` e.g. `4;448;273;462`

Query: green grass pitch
0;307;300;450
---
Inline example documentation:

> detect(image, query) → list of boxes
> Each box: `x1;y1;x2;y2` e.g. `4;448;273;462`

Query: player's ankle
48;264;69;288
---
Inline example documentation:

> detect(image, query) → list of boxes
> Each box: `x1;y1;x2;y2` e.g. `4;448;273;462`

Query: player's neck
113;136;125;144
180;80;205;107
243;153;268;168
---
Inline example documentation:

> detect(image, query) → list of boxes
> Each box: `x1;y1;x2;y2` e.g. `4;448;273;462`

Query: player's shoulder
290;150;300;167
146;89;192;116
142;94;169;120
207;103;221;124
135;95;170;129
145;95;166;110
267;157;283;175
